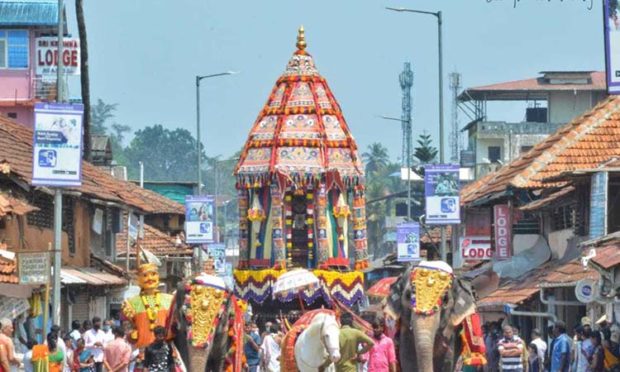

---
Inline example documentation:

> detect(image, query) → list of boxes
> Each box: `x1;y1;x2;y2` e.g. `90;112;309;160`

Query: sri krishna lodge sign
494;204;511;260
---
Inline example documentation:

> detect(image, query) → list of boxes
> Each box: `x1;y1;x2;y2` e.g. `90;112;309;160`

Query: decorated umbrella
273;269;320;310
366;277;398;299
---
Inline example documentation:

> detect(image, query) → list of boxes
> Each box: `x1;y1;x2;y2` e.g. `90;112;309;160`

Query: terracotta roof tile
0;115;183;215
0;192;38;216
116;223;191;257
420;226;452;244
519;186;575;212
0;246;19;284
465;71;606;93
591;244;620;270
462;97;620;206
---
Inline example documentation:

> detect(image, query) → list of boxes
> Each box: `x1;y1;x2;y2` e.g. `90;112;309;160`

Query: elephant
383;260;477;372
170;276;237;372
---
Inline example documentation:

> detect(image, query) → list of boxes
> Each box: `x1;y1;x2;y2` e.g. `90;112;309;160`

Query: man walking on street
550;321;571;372
530;328;547;367
335;313;374;372
366;318;396;372
497;324;524;372
0;318;19;371
244;322;261;372
83;317;106;372
104;327;131;372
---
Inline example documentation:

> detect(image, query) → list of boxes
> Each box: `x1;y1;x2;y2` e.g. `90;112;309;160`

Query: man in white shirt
102;319;114;345
530;328;547;365
68;321;81;349
83;317;106;372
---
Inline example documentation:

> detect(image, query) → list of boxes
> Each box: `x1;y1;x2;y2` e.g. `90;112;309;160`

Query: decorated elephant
168;273;245;372
383;261;477;372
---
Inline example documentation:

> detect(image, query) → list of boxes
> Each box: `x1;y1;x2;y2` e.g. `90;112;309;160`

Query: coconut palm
362;143;390;176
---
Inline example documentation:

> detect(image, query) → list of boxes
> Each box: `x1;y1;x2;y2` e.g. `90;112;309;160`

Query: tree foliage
90;99;118;136
362;143;390;176
414;133;438;165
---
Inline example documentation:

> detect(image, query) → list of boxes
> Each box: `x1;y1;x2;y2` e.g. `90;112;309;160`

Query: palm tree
76;0;91;160
362;143;390;176
413;133;438;164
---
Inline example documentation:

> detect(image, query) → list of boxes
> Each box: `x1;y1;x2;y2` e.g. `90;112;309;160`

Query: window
488;146;501;163
551;205;575;232
0;30;29;69
7;113;17;119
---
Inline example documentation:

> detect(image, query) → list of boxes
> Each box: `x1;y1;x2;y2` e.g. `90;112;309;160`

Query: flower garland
140;292;162;331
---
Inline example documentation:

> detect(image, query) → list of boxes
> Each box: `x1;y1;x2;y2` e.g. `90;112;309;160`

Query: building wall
0;106;34;127
548;91;594;123
0;29;35;101
475;137;504;164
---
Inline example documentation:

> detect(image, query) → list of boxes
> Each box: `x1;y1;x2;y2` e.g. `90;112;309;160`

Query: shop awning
61;267;127;286
591;244;620;270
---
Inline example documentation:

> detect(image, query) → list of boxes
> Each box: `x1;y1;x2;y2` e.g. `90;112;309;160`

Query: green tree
124;125;205;181
362;143;390;176
90;99;117;135
413;133;438;164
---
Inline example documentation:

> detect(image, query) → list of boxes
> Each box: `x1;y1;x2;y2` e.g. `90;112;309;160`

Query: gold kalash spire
296;25;307;51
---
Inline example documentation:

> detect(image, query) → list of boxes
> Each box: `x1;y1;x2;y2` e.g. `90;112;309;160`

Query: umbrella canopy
272;269;319;296
366;277;398;298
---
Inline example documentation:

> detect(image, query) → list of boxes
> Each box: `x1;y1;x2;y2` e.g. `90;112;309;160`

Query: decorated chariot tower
233;27;369;308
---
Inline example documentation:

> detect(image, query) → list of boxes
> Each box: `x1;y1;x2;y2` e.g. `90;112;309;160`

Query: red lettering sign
494;205;511;260
460;236;492;260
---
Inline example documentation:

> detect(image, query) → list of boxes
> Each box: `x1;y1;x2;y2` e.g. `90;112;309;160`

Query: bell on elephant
121;262;173;349
383;261;478;372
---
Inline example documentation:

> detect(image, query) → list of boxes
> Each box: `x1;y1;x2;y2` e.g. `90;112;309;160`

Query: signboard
494;205;512;260
185;195;215;243
35;37;80;75
32;103;84;187
18;252;50;285
0;297;30;319
424;164;460;224
605;0;620;94
460;236;493;260
396;223;420;262
590;172;608;239
575;279;598;303
206;243;226;275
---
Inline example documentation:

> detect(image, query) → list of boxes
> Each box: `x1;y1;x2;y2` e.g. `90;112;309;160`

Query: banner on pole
396;223;420;262
604;0;620;94
424;164;460;224
32;103;83;187
185;195;215;243
493;205;512;260
205;243;226;275
18;252;50;285
590;172;608;239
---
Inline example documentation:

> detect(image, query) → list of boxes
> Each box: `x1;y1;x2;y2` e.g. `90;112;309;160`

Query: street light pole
387;6;448;262
195;71;237;196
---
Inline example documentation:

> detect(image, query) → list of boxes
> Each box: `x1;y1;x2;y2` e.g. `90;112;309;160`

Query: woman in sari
48;334;64;372
73;339;94;372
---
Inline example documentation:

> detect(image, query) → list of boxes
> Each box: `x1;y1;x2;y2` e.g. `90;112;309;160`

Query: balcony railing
476;121;565;135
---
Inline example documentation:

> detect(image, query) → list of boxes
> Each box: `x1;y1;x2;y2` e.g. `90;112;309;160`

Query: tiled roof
465;71;605;92
591;244;620;270
420;226;452;244
61;266;127;286
477;259;598;308
0;115;184;215
0;246;19;284
462;97;620;206
0;192;38;216
519;186;575;212
116;223;191;257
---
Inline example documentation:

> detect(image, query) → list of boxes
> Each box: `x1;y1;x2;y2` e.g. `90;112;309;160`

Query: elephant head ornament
384;261;477;372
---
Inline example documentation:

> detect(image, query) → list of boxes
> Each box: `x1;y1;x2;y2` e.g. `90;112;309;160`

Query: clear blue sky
65;0;603;162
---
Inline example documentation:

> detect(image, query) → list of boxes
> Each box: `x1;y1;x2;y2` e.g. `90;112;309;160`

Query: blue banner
424;164;460;224
590;172;608;239
185;195;216;243
397;223;420;262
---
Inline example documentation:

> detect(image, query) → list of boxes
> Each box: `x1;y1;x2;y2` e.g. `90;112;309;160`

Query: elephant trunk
188;345;210;372
411;312;441;372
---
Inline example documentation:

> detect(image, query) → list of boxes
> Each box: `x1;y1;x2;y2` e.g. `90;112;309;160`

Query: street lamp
378;115;413;221
196;71;238;195
387;6;448;262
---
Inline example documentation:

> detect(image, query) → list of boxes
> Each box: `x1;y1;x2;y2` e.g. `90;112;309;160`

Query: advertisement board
18;252;50;285
396;223;420;262
185;195;215;243
206;243;226;275
590;172;608;239
460;236;492;260
32;103;83;187
35;37;80;75
424;164;460;224
604;0;620;94
494;205;512;260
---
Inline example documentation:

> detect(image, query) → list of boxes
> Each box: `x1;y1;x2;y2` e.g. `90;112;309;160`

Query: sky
64;0;604;163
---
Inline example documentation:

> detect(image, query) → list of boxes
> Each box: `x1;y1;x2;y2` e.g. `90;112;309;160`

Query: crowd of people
482;317;620;372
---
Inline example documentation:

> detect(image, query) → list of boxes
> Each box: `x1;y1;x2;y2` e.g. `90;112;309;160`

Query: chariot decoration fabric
233;27;368;308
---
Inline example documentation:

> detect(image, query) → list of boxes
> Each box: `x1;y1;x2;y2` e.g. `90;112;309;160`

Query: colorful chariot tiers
232;26;369;308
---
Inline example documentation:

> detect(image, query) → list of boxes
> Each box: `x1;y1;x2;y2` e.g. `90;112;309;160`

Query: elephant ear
383;267;412;321
447;278;477;327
